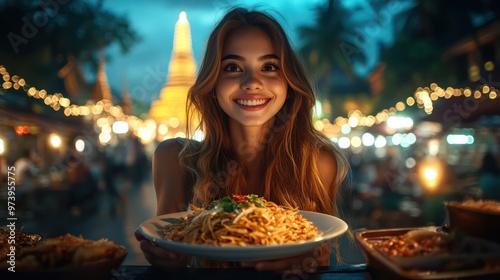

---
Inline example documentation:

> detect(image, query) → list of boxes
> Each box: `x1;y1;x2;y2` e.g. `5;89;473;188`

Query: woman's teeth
236;99;268;106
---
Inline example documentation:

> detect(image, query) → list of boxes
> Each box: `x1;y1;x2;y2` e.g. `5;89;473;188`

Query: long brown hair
181;7;349;217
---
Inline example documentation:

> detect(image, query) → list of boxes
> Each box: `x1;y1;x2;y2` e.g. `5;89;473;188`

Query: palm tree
298;0;363;99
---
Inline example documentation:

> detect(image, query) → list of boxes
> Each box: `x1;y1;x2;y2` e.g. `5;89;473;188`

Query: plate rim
138;210;348;260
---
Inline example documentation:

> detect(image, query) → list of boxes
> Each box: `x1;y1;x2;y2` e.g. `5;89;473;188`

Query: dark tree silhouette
0;0;140;93
373;0;500;113
297;0;374;118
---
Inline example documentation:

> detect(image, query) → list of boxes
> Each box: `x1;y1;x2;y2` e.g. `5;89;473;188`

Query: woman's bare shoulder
153;138;184;162
154;138;200;159
318;147;338;167
317;147;339;188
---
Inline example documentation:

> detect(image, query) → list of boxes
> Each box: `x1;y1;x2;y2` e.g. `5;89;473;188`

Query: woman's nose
240;70;262;91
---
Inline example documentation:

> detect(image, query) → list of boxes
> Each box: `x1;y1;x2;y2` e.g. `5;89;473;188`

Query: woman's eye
223;64;241;72
262;64;279;71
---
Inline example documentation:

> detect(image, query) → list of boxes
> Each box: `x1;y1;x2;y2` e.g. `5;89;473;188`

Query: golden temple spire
91;54;113;101
149;11;196;140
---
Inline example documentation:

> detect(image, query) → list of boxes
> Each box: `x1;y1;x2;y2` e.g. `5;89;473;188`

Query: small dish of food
355;227;500;279
0;233;127;280
445;199;500;243
0;227;43;251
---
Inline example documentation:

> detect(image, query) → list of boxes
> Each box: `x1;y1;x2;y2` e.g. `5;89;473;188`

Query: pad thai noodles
163;194;320;246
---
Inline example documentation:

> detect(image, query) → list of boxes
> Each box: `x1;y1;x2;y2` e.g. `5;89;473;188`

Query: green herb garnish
207;194;266;213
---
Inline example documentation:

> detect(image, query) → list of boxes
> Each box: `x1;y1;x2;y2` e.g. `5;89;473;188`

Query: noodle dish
163;194;320;246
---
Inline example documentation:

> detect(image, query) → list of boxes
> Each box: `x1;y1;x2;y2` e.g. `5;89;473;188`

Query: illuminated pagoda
149;11;196;140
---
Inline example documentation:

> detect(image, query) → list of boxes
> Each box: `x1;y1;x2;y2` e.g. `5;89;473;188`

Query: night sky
99;0;409;109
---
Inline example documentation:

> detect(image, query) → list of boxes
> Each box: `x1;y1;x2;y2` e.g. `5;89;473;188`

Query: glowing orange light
15;126;23;135
418;157;443;192
22;125;29;134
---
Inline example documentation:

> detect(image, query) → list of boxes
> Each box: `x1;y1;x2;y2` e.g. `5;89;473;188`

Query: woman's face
215;27;288;128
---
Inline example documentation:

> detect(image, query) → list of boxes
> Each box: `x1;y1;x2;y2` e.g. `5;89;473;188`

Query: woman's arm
153;138;189;215
135;138;190;268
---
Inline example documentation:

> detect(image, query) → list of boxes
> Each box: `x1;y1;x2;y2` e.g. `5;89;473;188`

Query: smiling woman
134;7;350;271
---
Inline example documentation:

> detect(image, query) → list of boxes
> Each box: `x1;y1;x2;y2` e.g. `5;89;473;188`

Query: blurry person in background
14;149;37;183
0;156;7;182
103;139;130;216
372;151;402;211
478;151;500;201
104;139;128;187
127;134;148;186
66;154;98;216
14;149;38;211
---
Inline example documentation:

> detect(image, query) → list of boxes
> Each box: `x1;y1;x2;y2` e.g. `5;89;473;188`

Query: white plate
138;210;348;261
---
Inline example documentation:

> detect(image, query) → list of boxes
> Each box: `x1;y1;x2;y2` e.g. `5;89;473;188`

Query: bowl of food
0;233;127;280
445;199;500;243
354;227;500;279
0;227;43;250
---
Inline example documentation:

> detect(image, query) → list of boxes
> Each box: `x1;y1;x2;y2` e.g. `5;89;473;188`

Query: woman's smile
234;98;271;110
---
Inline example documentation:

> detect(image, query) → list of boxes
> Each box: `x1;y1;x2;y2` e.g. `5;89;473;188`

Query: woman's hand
134;228;188;269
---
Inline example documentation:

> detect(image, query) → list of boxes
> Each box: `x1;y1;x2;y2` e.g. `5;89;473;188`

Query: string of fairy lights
315;84;498;137
1;64;499;145
0;65;149;144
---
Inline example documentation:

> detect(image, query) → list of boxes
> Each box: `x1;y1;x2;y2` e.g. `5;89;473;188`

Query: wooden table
111;264;371;280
